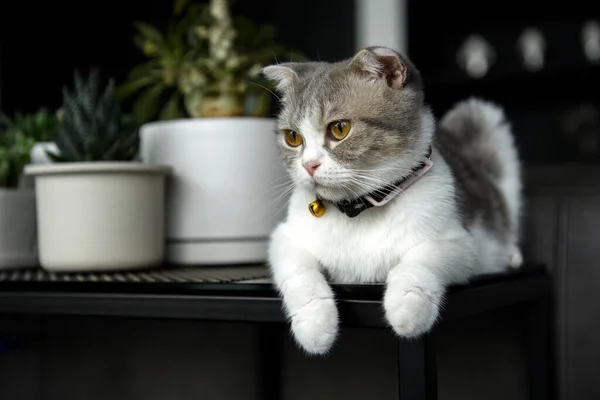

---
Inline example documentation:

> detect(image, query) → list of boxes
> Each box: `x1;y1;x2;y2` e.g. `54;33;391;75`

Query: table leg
258;323;284;400
397;334;438;400
524;298;556;400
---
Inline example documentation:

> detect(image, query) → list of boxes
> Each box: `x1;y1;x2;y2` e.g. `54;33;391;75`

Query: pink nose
303;161;321;177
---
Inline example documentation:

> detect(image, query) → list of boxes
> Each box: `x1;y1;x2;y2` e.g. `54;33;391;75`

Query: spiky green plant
0;108;58;188
47;70;139;162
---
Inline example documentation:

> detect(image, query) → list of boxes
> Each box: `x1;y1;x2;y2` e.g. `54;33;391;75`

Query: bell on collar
309;199;326;218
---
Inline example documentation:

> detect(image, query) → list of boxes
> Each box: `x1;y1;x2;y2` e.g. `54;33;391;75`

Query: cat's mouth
309;174;346;191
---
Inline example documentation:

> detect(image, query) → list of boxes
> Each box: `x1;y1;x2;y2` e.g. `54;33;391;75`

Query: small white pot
0;189;38;268
140;118;288;264
24;162;171;272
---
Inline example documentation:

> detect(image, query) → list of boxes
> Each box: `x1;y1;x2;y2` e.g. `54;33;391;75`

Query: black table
0;265;554;400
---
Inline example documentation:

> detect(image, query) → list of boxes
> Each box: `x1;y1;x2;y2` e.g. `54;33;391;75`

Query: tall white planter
0;189;38;268
140;118;288;264
24;163;171;272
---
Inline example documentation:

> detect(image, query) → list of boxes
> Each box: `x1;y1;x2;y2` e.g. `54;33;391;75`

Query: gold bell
309;199;326;218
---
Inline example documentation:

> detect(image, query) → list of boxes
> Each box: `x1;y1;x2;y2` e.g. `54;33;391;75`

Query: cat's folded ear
262;62;323;92
262;64;299;92
349;47;408;89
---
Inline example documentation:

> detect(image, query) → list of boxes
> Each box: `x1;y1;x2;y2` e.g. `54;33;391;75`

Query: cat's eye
284;130;304;147
328;120;351;140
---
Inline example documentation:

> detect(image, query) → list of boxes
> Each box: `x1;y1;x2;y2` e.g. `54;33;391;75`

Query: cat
262;46;523;355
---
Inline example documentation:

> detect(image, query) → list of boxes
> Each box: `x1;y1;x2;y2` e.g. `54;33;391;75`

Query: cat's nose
303;160;321;177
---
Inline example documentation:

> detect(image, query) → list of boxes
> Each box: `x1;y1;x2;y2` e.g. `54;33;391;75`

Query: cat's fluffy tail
438;97;523;264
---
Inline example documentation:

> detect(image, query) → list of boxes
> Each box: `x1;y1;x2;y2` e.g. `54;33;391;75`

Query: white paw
384;287;441;338
290;298;339;355
509;246;523;269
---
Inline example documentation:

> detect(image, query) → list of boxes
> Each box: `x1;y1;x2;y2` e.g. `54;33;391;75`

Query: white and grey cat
262;46;523;355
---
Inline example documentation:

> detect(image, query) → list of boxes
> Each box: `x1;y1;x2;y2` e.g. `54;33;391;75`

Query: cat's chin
298;181;344;202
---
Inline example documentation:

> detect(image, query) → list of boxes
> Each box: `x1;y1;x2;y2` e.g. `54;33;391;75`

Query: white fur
269;99;521;355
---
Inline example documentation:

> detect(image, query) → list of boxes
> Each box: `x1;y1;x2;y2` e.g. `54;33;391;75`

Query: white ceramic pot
24;162;172;272
0;189;38;268
140;118;288;264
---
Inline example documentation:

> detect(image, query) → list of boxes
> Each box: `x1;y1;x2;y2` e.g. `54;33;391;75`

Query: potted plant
0;108;56;268
120;0;303;264
1;108;59;169
24;70;171;272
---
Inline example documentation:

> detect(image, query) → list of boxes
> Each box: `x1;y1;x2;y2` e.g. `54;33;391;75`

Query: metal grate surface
0;265;269;284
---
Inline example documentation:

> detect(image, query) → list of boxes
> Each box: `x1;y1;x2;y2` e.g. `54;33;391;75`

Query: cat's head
263;46;434;202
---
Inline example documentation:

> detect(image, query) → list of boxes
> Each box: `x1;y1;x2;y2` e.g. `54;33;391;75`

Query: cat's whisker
271;182;294;198
348;173;409;184
270;183;295;206
269;180;293;191
268;175;295;189
351;171;399;184
245;81;281;102
345;183;385;199
271;174;292;182
269;179;295;192
346;164;410;172
339;181;365;201
271;194;292;211
272;193;293;220
348;174;395;190
345;176;393;198
347;166;405;173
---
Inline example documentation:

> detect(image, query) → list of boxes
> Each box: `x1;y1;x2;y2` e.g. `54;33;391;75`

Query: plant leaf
116;76;156;100
174;0;191;15
133;84;166;125
133;22;166;49
159;92;184;120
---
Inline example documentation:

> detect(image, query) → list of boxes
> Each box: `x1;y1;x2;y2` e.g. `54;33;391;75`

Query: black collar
324;146;433;218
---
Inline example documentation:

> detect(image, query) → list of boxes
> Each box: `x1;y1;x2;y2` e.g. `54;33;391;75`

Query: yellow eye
328;120;351;140
284;130;304;147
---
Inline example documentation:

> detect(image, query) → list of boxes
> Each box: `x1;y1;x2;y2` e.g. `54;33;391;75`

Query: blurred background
1;0;599;164
1;0;600;399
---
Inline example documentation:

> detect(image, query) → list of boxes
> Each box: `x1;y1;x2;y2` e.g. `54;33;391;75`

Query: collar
308;146;434;218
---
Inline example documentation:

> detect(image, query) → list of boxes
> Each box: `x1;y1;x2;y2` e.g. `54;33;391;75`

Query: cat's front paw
384;286;442;338
290;297;339;355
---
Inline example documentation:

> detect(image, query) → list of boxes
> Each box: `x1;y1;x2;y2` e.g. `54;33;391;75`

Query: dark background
1;0;599;165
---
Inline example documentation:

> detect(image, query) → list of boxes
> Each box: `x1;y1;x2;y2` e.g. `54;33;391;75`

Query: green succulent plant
118;0;305;124
0;132;36;188
0;108;58;188
0;108;58;143
48;70;139;162
116;2;211;125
